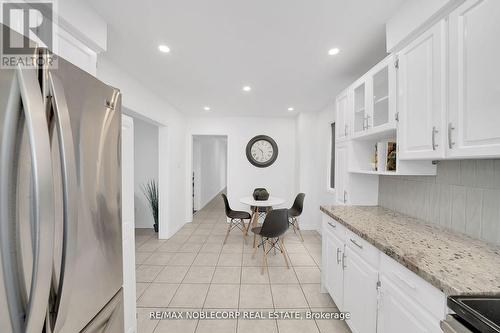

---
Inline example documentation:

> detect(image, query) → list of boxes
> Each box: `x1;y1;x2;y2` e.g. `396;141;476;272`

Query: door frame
121;114;136;333
186;133;229;222
122;108;170;238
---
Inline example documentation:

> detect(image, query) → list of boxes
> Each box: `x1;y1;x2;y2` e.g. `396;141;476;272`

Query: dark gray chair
221;194;251;244
251;209;290;274
288;193;305;242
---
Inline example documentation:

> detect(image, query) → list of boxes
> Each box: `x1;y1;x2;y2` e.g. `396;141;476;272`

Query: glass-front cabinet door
368;55;396;131
350;55;396;138
372;66;389;127
353;81;367;134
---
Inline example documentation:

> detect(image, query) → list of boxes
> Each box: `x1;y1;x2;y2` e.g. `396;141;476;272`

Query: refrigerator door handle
47;73;78;333
17;66;56;333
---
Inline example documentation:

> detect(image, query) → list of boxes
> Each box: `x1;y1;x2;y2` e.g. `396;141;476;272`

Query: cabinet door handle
366;115;371;129
432;126;439;150
350;238;363;249
336;248;342;264
344;124;348;136
342;252;347;269
448;122;455;149
327;221;336;229
343;190;347;204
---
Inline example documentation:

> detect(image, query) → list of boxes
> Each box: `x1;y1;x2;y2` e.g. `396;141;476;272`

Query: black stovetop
448;296;500;333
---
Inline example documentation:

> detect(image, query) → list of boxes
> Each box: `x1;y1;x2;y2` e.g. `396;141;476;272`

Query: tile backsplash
378;160;500;246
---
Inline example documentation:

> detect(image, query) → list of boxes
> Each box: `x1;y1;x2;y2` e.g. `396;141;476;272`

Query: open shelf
352;126;396;141
348;169;434;176
348;134;437;177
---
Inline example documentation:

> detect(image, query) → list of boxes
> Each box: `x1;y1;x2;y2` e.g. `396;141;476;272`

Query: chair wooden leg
252;238;259;259
251;207;259;229
223;219;233;244
261;238;268;275
253;232;257;248
244;218;250;236
279;238;290;269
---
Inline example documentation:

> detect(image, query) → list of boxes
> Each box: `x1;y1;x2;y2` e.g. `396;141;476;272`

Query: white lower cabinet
324;227;345;308
343;246;378;333
321;213;446;333
377;277;442;333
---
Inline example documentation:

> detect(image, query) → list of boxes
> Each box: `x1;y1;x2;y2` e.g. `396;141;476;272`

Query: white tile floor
135;195;351;333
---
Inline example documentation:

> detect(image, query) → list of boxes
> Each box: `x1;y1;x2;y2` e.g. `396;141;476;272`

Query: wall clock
246;135;278;168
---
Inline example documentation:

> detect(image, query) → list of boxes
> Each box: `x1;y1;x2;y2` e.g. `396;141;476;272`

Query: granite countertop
320;205;500;296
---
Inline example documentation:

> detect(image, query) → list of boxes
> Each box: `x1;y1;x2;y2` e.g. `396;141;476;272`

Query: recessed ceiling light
242;86;252;92
328;48;340;56
287;107;295;111
158;44;170;53
203;106;211;111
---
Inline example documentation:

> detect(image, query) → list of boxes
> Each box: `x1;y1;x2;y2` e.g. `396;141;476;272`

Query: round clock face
251;140;274;163
246;135;278;167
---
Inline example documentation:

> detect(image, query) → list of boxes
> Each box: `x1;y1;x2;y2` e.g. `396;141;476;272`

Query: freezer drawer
81;289;124;333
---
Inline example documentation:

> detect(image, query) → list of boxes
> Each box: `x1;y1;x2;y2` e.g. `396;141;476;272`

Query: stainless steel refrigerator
0;24;123;333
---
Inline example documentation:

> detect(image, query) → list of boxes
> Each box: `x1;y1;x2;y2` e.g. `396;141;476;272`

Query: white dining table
239;196;286;232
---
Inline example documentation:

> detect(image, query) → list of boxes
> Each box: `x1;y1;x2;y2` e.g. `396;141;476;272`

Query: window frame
328;121;336;192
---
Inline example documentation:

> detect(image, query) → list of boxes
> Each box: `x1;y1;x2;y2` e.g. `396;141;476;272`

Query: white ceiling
85;0;405;117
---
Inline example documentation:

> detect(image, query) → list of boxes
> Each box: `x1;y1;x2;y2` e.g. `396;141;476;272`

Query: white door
336;90;349;140
121;115;137;333
448;0;500;158
324;228;345;309
343;246;378;333
335;144;348;204
398;21;446;160
377;277;442;333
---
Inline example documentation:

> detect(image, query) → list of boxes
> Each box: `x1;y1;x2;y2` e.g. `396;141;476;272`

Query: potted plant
142;179;159;232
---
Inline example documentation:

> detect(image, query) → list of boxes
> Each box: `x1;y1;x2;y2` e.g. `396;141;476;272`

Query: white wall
97;55;188;239
0;0;104;75
134;118;159;228
295;106;337;230
193;136;227;210
186;117;297;219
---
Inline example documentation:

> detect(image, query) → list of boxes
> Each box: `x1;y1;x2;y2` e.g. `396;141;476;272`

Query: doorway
133;116;160;233
192;135;228;214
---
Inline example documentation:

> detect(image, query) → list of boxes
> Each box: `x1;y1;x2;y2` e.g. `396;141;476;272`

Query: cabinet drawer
344;229;380;268
380;253;446;320
321;214;346;241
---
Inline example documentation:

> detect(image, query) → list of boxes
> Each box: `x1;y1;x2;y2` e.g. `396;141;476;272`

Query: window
330;122;335;189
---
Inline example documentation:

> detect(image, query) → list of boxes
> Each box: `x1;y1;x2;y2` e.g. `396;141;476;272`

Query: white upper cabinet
447;0;500;158
336;90;350;141
369;58;396;132
397;20;446;160
351;56;397;139
353;79;368;135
